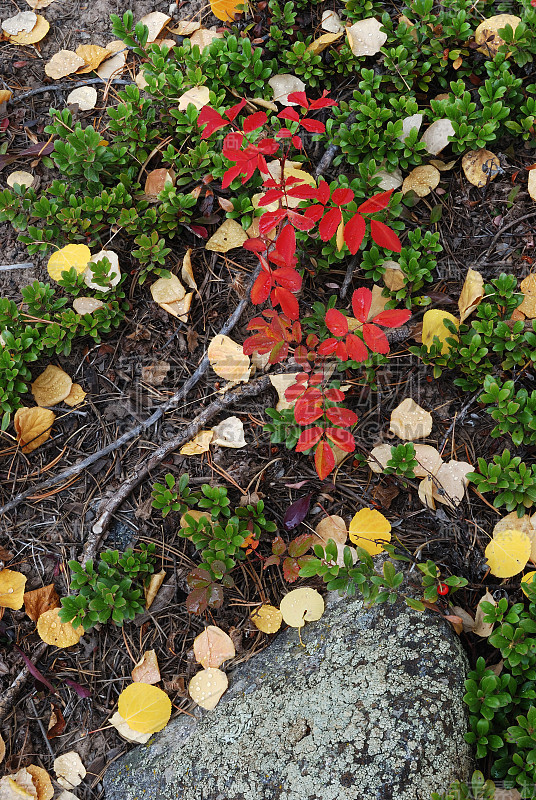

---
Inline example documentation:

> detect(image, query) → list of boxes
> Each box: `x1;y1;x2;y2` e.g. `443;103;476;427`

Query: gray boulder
105;591;472;800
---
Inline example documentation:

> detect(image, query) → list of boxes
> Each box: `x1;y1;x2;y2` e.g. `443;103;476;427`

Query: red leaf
372;309;411;328
259;189;285;206
316;180;331;206
319;207;342;241
250;272;272;305
362;323;390;354
278;108;300;122
198;106;228;138
358;189;393;213
325;308;349;337
314;440;336;480
274;224;296;264
271;286;299;319
286;91;308;108
243;111;268;133
344;213;366;255
304;204;326;223
346;333;369;362
286;185;319;200
282;556;300;583
317;337;338;356
221;164;244;189
295;426;324;452
259;208;287;235
370;219;402;252
294;397;323;425
331;187;354;206
243;238;266;253
325;427;355;452
352;287;372;322
300;118;325;133
325;406;358;427
263;554;281;569
334;340;348;361
287;210;316;231
309;92;337;110
324;387;345;402
288;533;314;558
225;98;247;121
273;267;302;291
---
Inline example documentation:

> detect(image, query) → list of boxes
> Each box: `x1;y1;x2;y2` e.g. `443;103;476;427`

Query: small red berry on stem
437;582;449;596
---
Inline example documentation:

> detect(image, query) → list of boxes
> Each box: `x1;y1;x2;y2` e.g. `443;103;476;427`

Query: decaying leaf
45;50;85;79
150;274;185;304
117;682;171;733
383;261;405;291
518;274;536;319
32;365;72;407
138;11;171;42
181;249;197;290
398;113;423;141
367;443;393;474
64;384;86;407
473;590;496;637
485;529;531;578
53;752;86;790
0;768;39;800
109;711;151;743
458;268;484;323
24;583;60;622
141;361;170;387
6;171;34;189
432;460;472;508
0;733;4;765
25;766;53;800
144;168;175;198
14;407;55;454
307;31;344;55
250;604;283;634
189;667;228;710
412;445;443;478
160;292;193;321
475;14;520;57
193;625;235;668
2;10;36;35
0;568;26;610
84;249;121;291
268;74;306;105
450;605;476;633
178;86;210;111
66;86;98;110
8;13;49;43
207;334;251;383
422;309;459;354
528;169;536;202
145;569;166;609
462;149;501;188
390;398;433;440
348;508;391;555
179;430;214;455
375;167;403;191
47;244;91;282
418;475;436;510
321;9;343;33
211;416;246;448
189;28;224;49
37;608;83;647
402;165;440;197
96;42;126;81
132;649;161;684
205;219;248;252
73;297;105;315
168;19;201;35
279;587;324;628
25;0;56;9
420;119;455;155
346;18;387;56
314;515;347;546
75;44;111;73
269;373;301;411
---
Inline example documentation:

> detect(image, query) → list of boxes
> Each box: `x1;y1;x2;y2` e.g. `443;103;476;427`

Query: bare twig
0;265;261;519
0;263;34;271
0;642;48;726
340;255;359;299
9;78;134;105
83;374;272;563
478;210;536;263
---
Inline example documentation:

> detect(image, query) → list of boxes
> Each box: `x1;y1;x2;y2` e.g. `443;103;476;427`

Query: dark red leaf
288;533;314;558
283;493;313;530
346;333;369;362
370;219;402;252
344;213;366;255
278;108;300;122
47;705;66;738
63;678;91;698
325;427;356;452
243;111;268;133
325;406;358;427
362;323;390;354
286;91;308;108
300;118;325;133
225;98;247;121
250;271;272;305
263;554;281;569
372;309;411;328
271;286;299;319
282;557;300;582
295;425;324;452
325;308;349;337
317;337;339;356
314;440;336;480
358;189;393;213
14;645;56;694
272;535;287;556
324;387;345;402
319;207;342;241
352;287;372;322
331;187;354;206
188;225;209;239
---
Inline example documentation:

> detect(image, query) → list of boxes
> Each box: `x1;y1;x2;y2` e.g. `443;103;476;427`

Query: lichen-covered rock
105;591;472;800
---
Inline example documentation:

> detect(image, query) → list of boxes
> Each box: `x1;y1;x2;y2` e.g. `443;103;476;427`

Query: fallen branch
0;265;261;519
83;374;272;563
0;642;48;726
9;78;134;105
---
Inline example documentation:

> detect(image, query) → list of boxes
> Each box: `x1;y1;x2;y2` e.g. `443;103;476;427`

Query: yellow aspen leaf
63;384;86;407
306;30;344;55
37;608;83;647
422;309;459;354
131;650;161;685
110;712;151;743
26;766;53;800
458;268;484;322
390;398;433;440
485;530;531;578
402;165;440;198
521;571;536;597
518;274;536;319
75;44;111;73
8;14;49;43
180;430;213;456
189;668;228;710
117;683;171;734
314;515;347;546
47;244;91;282
348;508;391;556
0;569;26;609
462;150;500;188
279;588;324;628
144;569;166;609
14;407;55;453
193;625;235;668
250;604;283;634
138;11;171;42
210;0;246;22
205;219;248;253
207;334;250;383
31;365;72;407
45;50;85;80
475;14;520;57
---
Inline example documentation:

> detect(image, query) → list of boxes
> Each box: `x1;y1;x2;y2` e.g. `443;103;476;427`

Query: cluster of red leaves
198;92;410;479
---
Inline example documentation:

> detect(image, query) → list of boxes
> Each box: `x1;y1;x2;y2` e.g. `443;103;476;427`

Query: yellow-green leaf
47;244;91;282
485;529;531;578
348;508;391;556
117;683;171;734
422;309;459;355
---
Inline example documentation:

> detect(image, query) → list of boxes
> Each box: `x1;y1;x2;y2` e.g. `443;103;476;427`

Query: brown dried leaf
32;365;72;407
141;361;170;387
180;430;214;456
307;30;344;55
14;407;55;453
250;604;283;634
63;384;86;407
26;766;53;800
132;649;161;684
475;14;520;57
0;732;4;765
144;168;175;198
193;625;235;668
450;606;475;633
458;268;484;323
24;583;60;622
383;261;405;291
314;515;347;546
144;569;166;610
181;248;197;289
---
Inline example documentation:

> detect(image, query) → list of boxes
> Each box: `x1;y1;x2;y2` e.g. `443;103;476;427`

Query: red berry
437;582;449;596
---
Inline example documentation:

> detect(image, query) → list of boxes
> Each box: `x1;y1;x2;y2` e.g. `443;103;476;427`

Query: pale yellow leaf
178;86;210;111
528;170;536;202
144;569;166;609
462;149;501;188
280;587;324;628
8;14;48;43
117;683;171;733
6;171;34;189
73;297;104;315
31;365;72;407
269;373;301;411
150;274;185;304
53;752;85;790
14;407;55;453
193;625;235;668
207;334;250;383
398;114;423;141
168;19;201;35
473;590;495;637
181;249;197;290
96;47;126;81
160;292;193;321
84;249;121;292
307;30;344;55
75;44;111;73
211;416;246;448
433;460;472;508
390;398;433;440
45;50;85;80
205;219;248;252
346;18;386;56
518;273;536;319
418;475;436;510
66;86;97;110
189;668;228;709
485;530;531;578
458;268;484;322
138;11;171;42
314;515;347;546
321;9;343;33
180;430;213;455
250;604;282;634
422;309;459;354
402;165;440;198
420;119;455;155
132;650;161;684
2;11;36;35
109;712;151;743
47;244;90;282
189;28;224;49
268;74;306;105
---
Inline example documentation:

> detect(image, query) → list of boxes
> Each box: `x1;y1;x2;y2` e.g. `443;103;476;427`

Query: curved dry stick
0;265;261;519
0;642;48;726
83;374;272;564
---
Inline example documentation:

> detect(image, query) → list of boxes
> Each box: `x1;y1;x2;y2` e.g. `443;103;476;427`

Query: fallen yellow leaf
485;529;531;578
422;309;459;354
458;268;484;323
14;407;55;453
348;508;391;556
0;568;26;610
117;682;171;733
47;244;91;282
